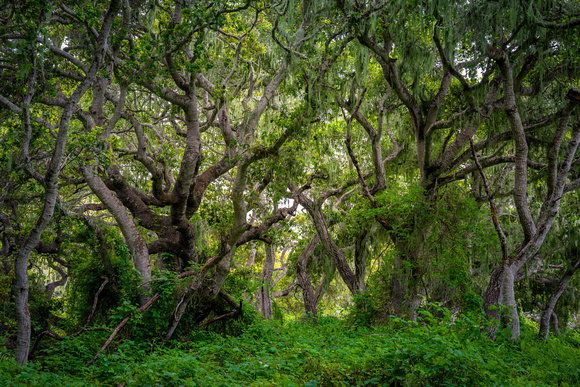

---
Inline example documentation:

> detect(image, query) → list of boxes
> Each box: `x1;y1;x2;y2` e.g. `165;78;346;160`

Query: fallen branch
85;292;160;367
72;277;109;338
194;300;243;330
29;277;110;360
29;331;64;359
85;270;207;367
195;310;238;329
219;289;239;309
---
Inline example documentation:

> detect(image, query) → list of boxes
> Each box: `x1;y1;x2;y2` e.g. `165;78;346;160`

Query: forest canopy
1;0;580;384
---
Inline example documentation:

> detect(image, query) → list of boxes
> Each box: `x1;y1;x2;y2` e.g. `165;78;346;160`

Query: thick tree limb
273;281;298;297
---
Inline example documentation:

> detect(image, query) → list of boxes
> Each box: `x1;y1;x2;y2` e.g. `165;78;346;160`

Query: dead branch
85;269;200;367
28;277;110;360
85;292;160;367
219;289;239;309
28;331;64;359
71;277;109;337
194;300;243;330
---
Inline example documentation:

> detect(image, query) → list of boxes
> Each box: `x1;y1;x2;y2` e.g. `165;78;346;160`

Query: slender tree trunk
551;312;561;336
12;0;121;364
258;244;275;319
13;45;40;368
354;227;368;293
295;235;320;320
482;267;503;339
297;266;318;321
14;249;32;365
156;252;165;270
246;242;256;268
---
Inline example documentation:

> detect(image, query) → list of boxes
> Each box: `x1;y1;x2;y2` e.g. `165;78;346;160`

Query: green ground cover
2;309;579;386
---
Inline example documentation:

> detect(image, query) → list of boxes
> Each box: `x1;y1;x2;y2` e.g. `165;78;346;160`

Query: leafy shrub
3;310;580;386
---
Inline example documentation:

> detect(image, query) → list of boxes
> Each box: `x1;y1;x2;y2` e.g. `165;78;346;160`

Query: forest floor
1;312;579;386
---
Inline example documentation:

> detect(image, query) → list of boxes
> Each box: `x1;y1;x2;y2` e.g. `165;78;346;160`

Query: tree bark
388;252;423;321
482;266;503;338
12;0;122;364
551;312;561;336
296;234;321;320
258;244;275;319
83;166;151;305
499;264;519;340
44;264;67;300
354;227;369;293
246;242;257;268
298;193;363;295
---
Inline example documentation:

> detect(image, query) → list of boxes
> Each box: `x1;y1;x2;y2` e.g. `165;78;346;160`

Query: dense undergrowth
2;305;580;386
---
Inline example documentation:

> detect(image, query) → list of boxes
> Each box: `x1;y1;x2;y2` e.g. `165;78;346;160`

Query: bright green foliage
348;181;498;321
65;231;141;326
2;307;580;386
1;0;580;379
